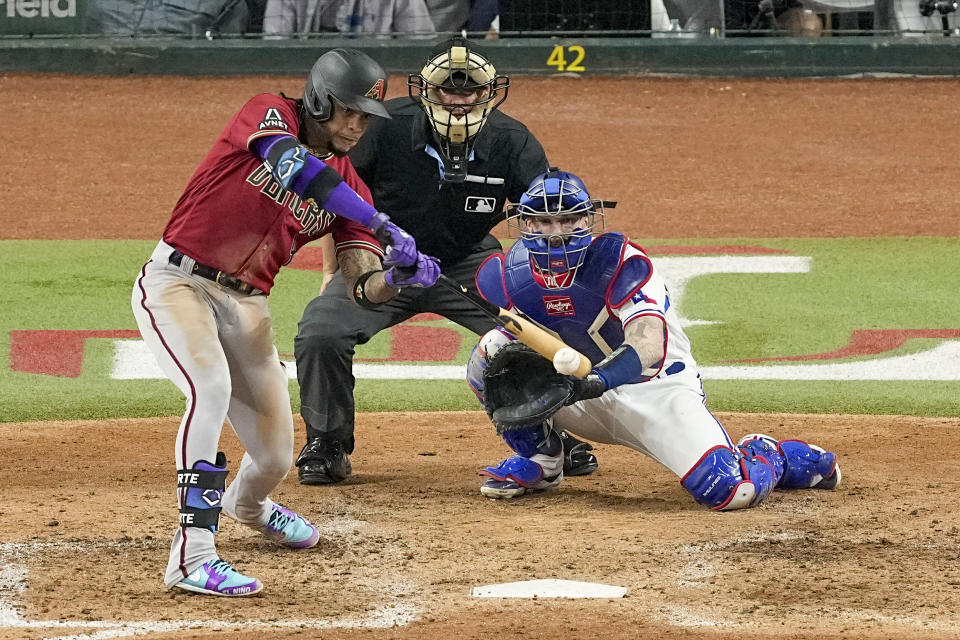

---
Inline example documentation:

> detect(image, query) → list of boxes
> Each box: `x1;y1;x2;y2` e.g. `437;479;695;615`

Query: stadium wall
1;36;960;77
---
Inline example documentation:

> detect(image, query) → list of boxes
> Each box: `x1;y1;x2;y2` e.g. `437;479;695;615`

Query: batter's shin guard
178;452;229;533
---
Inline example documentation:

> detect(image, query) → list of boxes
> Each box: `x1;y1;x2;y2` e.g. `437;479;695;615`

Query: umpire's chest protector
478;233;639;364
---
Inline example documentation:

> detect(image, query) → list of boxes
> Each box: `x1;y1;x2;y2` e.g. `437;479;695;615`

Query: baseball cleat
172;558;263;597
559;430;598;476
480;475;562;499
297;438;352;485
260;503;321;549
479;455;563;499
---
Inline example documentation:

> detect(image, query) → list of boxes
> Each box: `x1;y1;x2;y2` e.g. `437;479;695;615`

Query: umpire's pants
294;239;500;452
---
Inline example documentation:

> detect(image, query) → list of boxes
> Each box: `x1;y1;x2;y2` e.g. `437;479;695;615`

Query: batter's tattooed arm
339;248;397;305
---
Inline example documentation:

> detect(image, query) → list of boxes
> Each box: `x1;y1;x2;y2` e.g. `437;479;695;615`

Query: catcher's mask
407;37;509;182
303;48;389;122
507;168;607;287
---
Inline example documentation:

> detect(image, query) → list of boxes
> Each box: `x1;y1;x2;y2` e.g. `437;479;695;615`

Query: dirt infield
3;74;960;639
2;413;959;640
4;74;960;240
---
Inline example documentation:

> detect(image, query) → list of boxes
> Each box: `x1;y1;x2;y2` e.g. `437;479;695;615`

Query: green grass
1;238;958;422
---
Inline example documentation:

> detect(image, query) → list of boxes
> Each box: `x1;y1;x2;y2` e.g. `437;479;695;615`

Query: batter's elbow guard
681;446;776;511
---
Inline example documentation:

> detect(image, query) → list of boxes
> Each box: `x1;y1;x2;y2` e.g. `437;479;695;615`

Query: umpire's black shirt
348;97;549;267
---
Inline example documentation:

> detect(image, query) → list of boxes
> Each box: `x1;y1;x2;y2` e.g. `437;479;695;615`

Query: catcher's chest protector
500;234;627;363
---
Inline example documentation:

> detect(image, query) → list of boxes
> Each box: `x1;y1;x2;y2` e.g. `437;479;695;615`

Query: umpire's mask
408;37;509;183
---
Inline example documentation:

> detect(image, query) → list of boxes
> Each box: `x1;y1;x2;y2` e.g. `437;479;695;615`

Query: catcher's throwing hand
384;252;441;288
370;212;418;267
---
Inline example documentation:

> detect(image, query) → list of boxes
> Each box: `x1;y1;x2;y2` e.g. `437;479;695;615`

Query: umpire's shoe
297;438;352;485
559;430;598;476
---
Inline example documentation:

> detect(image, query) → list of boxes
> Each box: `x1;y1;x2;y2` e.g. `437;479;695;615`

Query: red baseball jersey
162;93;382;294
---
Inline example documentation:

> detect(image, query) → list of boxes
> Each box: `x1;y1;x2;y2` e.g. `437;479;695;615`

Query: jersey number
546;45;586;73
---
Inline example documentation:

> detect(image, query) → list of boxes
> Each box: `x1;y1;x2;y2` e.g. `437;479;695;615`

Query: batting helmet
303;49;389;122
407;37;508;168
508;169;606;281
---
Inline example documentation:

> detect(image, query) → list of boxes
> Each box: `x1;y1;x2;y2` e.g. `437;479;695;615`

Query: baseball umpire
294;37;599;486
132;49;438;596
466;168;841;506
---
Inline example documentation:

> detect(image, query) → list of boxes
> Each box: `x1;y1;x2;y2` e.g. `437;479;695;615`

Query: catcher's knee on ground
681;446;777;510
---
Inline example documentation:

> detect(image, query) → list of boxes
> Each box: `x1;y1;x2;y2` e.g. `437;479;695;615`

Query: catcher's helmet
508;169;606;284
303;48;389;122
407;37;508;180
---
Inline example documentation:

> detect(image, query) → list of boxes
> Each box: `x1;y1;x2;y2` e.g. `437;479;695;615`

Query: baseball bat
435;273;593;378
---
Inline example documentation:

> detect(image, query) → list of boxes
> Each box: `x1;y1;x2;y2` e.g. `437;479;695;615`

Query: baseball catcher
466;169;841;506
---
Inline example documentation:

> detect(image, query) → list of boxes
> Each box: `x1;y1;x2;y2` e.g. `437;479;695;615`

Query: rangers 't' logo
543;296;575;316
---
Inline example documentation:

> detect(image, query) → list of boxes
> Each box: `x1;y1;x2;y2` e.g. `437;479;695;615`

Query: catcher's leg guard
178;452;229;533
738;434;840;490
479;426;563;499
681;445;777;511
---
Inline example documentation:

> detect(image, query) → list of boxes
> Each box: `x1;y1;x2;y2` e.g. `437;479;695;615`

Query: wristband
350;270;382;309
593;344;647;389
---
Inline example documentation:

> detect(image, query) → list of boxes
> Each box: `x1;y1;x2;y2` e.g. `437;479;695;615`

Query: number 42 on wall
546;45;586;73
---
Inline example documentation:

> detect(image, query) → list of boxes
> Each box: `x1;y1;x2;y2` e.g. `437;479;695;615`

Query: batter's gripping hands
370;212;418;268
384;252;441;288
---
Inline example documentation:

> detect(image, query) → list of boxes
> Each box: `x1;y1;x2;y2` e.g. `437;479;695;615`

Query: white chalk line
106;253;960;380
112;338;960;381
0;522;420;640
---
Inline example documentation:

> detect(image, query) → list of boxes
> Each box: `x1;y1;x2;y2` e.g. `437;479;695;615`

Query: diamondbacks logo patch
365;78;385;100
543;296;576;316
259;107;289;131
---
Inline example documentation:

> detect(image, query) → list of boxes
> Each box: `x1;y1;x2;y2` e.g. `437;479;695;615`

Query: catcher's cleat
297;438;352;485
479;455;563;499
559;430;598;477
172;558;263;597
260;503;320;549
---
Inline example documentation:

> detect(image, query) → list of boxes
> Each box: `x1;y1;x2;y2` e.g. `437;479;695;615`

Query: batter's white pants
132;242;294;587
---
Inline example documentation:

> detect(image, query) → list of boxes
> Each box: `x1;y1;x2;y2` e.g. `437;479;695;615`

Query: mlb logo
465;196;497;213
543;296;576;316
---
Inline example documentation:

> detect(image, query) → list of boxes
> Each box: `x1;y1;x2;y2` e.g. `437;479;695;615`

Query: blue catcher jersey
476;232;685;366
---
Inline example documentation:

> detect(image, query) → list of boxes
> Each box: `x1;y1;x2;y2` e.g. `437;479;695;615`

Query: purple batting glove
384;252;441;288
370;212;418;267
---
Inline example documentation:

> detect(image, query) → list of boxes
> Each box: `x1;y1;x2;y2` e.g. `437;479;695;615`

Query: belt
169;250;261;296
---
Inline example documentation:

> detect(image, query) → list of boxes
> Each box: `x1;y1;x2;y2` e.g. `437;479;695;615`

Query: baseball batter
466;169;840;508
131;49;439;597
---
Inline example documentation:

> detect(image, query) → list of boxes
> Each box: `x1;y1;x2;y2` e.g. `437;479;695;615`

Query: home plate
471;579;626;599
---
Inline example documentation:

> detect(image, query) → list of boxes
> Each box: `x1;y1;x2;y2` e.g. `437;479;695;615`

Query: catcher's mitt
481;342;572;433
